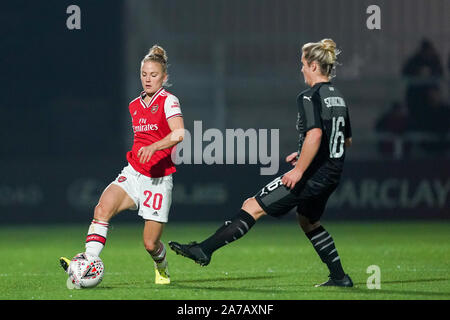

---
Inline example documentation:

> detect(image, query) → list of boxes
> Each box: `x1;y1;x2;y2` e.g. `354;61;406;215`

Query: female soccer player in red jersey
60;45;184;285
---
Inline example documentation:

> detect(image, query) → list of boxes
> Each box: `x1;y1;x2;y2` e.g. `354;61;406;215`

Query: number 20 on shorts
143;191;163;210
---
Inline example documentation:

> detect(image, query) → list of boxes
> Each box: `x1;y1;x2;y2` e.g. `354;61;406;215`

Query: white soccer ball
66;252;104;289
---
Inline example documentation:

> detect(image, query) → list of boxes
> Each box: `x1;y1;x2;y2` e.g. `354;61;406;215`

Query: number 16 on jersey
329;116;345;159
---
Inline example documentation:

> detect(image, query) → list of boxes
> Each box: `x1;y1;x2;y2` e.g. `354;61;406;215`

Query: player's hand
281;168;303;189
285;152;298;166
137;145;156;163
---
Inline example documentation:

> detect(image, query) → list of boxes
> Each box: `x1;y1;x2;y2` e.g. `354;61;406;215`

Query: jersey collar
140;87;164;109
311;81;331;89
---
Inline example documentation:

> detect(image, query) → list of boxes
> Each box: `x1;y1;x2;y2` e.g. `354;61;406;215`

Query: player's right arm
283;92;323;188
282;128;322;189
286;152;299;166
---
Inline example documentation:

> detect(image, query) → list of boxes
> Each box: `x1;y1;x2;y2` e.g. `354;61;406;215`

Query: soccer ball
66;252;104;289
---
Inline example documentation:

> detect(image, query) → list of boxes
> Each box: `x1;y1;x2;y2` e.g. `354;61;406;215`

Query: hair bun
302;38;340;78
321;38;340;64
321;39;336;52
148;45;168;63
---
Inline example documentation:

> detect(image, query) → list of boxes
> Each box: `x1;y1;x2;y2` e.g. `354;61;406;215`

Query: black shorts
254;173;338;224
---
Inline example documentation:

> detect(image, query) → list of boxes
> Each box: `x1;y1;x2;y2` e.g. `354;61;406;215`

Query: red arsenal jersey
126;88;182;178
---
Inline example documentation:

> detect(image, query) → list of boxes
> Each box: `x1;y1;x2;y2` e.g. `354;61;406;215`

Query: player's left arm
138;94;184;163
151;115;185;151
345;137;352;147
282;128;322;189
138;116;184;163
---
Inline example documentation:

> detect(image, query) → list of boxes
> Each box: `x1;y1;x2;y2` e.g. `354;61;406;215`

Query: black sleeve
298;93;322;131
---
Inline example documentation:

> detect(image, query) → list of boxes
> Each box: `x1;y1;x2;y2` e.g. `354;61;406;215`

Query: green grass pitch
0;221;449;300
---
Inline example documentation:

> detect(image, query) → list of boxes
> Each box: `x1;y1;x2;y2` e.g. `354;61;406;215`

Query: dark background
0;0;448;224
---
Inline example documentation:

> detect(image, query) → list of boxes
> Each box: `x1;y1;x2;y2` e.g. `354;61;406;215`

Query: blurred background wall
0;0;449;224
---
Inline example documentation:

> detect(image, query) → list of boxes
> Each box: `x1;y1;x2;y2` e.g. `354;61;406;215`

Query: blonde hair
302;39;340;78
142;45;169;73
141;44;170;86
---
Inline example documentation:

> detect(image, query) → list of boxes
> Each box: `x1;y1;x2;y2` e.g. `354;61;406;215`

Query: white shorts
111;164;173;223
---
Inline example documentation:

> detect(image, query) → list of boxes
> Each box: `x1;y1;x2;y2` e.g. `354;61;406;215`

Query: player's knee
297;214;320;232
94;203;113;222
242;198;265;220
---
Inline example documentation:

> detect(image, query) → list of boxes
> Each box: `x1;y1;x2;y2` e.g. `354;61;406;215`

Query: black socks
306;225;346;280
200;209;256;255
196;211;346;281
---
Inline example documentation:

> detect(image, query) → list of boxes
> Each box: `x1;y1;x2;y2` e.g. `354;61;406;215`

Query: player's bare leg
143;220;170;284
242;197;266;221
60;184;135;273
297;214;353;287
169;197;263;266
86;184;135;256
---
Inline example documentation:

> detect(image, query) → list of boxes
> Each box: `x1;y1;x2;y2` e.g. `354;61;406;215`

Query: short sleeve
301;94;322;131
164;95;183;120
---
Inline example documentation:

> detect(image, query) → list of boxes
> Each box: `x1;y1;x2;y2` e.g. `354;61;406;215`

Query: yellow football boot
59;257;71;273
154;264;170;285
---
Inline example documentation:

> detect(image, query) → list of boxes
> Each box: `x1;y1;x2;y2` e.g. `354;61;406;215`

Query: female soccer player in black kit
169;39;353;287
